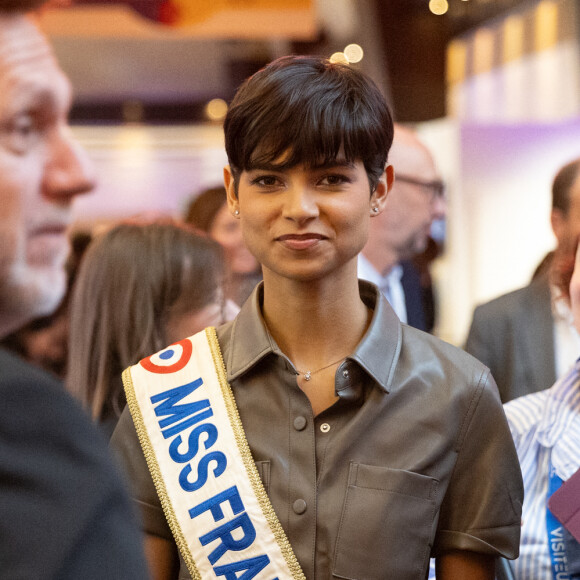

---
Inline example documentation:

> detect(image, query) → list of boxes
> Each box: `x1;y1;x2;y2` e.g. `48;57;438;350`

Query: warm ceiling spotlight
329;52;349;64
205;98;228;121
344;44;364;63
429;0;449;15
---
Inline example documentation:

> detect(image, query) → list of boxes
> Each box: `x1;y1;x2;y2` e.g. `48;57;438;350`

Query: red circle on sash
140;339;192;374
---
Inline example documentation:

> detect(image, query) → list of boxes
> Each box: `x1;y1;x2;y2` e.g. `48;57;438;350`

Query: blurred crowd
2;1;580;580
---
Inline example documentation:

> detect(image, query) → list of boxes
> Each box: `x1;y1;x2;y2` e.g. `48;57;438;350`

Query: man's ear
223;166;239;214
371;164;394;212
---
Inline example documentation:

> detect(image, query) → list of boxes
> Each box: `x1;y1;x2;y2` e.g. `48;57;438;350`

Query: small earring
372;207;379;214
234;209;240;216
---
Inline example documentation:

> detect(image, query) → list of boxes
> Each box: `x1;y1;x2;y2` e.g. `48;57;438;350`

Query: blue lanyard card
549;467;580;544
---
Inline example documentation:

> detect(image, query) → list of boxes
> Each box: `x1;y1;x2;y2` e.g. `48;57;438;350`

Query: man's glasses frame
395;174;445;201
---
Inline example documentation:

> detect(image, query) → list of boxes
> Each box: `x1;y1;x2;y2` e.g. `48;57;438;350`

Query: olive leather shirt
111;281;523;580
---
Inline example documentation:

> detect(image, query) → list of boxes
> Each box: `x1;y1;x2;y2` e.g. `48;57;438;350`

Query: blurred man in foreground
0;1;149;577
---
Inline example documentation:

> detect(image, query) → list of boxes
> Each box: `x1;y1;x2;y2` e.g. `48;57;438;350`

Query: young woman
67;219;227;436
112;56;523;580
184;186;262;306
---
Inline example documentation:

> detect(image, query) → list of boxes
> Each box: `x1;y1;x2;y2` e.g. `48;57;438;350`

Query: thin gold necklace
295;356;346;381
262;318;347;381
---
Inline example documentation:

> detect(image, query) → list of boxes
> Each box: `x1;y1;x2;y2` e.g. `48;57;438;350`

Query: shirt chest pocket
333;462;439;580
254;460;271;494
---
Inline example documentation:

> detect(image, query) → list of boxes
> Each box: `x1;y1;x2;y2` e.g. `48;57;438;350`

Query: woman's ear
223;166;239;215
371;164;394;212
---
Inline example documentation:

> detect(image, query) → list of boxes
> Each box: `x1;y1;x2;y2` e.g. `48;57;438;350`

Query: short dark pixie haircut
224;55;394;194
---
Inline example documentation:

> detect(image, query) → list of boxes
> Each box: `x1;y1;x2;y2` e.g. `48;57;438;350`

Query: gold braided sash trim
123;327;305;580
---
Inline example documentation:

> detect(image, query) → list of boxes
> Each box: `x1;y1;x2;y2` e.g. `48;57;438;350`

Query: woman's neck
261;271;371;370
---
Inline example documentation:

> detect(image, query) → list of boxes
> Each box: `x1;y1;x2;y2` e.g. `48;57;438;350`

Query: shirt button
320;423;331;433
293;416;307;431
293;499;307;515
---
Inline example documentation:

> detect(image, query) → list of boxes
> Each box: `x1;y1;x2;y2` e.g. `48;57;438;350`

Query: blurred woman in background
184;186;262;305
66;219;227;437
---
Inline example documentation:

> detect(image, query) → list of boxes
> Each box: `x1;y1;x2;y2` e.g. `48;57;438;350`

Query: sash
123;327;305;580
547;463;570;580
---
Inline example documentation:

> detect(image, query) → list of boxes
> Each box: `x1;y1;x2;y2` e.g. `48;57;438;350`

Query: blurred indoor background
38;0;580;345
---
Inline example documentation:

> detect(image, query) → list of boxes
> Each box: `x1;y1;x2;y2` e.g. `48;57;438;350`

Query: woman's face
223;158;390;285
571;243;580;335
209;203;259;275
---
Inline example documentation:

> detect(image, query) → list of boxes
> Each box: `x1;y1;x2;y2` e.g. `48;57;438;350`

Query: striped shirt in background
504;360;580;580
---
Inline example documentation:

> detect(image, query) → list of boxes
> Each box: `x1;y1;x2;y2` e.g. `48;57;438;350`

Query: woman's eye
320;174;348;186
251;175;280;187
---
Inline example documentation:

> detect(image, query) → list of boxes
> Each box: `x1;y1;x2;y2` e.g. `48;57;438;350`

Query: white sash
123;327;305;580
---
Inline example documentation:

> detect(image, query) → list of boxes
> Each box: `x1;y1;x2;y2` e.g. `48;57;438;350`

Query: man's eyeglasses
396;174;445;201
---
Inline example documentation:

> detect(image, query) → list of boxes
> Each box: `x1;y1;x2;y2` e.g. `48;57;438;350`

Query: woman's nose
283;184;319;222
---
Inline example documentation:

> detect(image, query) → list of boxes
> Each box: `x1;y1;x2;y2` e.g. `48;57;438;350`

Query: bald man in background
359;124;446;331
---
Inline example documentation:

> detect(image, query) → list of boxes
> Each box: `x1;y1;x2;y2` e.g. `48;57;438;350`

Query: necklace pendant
304;371;312;381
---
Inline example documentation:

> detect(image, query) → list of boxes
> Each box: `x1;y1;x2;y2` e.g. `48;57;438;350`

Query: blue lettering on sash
179;451;227;492
213;555;272;579
200;512;256;564
189;487;278;577
189;486;244;521
150;378;277;578
169;423;219;463
150;378;213;439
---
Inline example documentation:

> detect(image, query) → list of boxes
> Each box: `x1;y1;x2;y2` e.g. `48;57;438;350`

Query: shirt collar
536;359;580;479
551;284;575;325
224;280;402;394
357;253;382;286
386;264;404;284
357;254;403;286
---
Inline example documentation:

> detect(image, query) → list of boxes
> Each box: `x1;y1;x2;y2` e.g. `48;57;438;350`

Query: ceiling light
329;52;349;64
429;0;449;15
205;98;228;121
344;44;364;63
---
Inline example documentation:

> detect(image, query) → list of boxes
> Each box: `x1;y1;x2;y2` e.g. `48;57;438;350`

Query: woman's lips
276;233;326;250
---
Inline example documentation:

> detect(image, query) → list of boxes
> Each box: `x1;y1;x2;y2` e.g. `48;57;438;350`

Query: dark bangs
224;56;394;191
